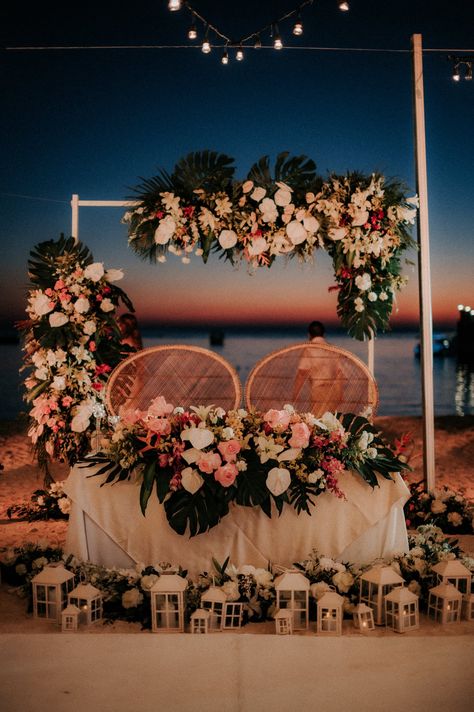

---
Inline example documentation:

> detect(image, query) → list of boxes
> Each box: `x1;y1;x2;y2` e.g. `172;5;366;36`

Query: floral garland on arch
123;151;418;340
20;236;134;473
84;398;409;537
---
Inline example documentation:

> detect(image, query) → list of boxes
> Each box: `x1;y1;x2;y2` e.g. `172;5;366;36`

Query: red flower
94;363;112;376
89;341;96;352
183;206;195;218
92;382;103;391
155;210;164;219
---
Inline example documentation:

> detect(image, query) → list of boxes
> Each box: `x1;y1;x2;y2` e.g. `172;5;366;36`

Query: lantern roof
318;590;344;607
274;572;310;590
429;583;463;599
32;562;74;584
353;603;373;615
432;560;471;577
360;565;404;585
190;608;210;619
69;582;102;599
385;586;419;603
274;608;293;619
150;574;187;592
201;586;227;603
62;603;81;616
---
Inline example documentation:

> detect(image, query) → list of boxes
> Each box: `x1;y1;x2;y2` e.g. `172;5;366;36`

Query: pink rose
120;407;144;426
197;451;222;474
214;462;238;487
263;409;291;430
289;422;310;448
217;439;241;462
147;396;174;418
147;417;171;436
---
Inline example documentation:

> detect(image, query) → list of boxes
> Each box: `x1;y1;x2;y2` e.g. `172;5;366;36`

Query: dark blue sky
1;0;473;328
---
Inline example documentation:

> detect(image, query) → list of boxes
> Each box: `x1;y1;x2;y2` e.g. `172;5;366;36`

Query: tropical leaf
28;235;93;288
172;150;235;197
247;152;321;196
164;486;228;537
288;478;317;515
140;461;157;515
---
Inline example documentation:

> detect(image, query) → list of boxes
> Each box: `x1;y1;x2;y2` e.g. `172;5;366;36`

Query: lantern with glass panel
32;563;75;624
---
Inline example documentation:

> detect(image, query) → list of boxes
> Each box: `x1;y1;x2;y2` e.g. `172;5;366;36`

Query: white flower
30;292;54;317
431;499;447;515
58;497;71;515
181;427;214;450
105;268;124;282
34;367;48;380
303;215;319;234
328;227;347;241
447;512;463;527
259;197;278;223
274;187;292;206
355;273;372;292
354;297;365;313
256;436;284;463
315;412;342;432
357;430;374;451
251;187;266;202
307;468;324;484
122;588;143;609
242;180;254;194
100;298;115;313
140;574;159;590
181;467;204;494
84;262;105;282
222;580;240;600
248;237;268;256
351;209;369;226
83;320;97;335
407;580;421;596
154;215;176;245
221;427;235;440
48;312;69;328
157;255;167;263
368;291;378;302
74;296;90;314
254;568;273;587
218;229;238;250
71;401;94;433
310;582;332;600
332;570;354;593
52;376;66;391
286;220;307;245
266;467;291;496
366;447;378;459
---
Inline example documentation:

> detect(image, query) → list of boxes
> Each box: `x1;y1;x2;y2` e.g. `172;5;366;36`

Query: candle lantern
432;560;472;595
201;586;227;630
274;609;293;635
352;603;375;632
316;590;344;635
150;574;187;632
61;603;81;632
190;608;210;634
222;602;244;629
32;563;75;624
384;586;419;633
462;593;474;621
359;565;404;625
274;571;310;630
68;582;103;625
427;583;463;624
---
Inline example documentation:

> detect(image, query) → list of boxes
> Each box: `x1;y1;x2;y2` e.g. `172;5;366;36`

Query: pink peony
197;451;222;474
288;422;310;448
147;417;171;436
263;409;291;430
217;439;241;462
147;396;174;418
214;462;238;487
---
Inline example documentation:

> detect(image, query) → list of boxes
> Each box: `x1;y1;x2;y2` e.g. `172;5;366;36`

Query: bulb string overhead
167;0;350;61
448;54;473;81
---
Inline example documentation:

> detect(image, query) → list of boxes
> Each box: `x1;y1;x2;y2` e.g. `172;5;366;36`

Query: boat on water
414;333;454;358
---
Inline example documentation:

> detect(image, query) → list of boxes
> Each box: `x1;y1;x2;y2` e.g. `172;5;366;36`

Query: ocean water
1;329;472;420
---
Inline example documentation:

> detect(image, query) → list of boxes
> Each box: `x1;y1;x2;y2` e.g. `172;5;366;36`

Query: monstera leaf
171;150;235;197
28;235;93;289
247;152;321;197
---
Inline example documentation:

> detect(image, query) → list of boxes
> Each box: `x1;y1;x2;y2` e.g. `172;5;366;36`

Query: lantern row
167;0;350;63
31;561;474;634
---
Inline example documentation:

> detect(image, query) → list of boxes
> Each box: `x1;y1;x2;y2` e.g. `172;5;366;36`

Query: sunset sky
1;0;473;330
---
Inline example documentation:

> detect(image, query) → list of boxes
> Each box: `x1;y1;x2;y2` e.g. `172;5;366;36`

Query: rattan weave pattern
244;342;378;416
105;345;242;416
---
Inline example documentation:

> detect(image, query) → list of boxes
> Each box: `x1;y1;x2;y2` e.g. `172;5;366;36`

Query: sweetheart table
63;464;410;577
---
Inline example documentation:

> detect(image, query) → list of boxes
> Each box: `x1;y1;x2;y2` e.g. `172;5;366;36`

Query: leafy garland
84;399;409;537
123;151;418;340
20;236;134;473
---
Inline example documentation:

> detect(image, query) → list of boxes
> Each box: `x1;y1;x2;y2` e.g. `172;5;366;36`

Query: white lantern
190;608;210;634
68;582;103;625
352;603;375;632
316;590;344;635
432;560;472;595
462;593;474;621
274;608;293;635
61;603;81;632
32;563;75;624
274;571;310;630
222;601;244;629
427;583;463;624
359;565;404;625
384;586;419;633
150;574;187;632
201;586;227;630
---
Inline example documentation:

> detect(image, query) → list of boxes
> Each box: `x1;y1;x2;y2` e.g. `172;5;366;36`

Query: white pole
367;336;374;376
411;34;436;492
71;194;79;243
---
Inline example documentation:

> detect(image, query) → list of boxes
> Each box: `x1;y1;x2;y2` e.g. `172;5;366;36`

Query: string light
187;21;197;40
221;48;229;65
254;34;262;49
236;45;244;61
168;0;182;11
273;24;283;50
338;1;350;10
293;14;303;36
448;54;473;82
201;27;211;54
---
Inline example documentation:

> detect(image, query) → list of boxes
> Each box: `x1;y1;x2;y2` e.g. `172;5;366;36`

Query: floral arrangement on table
404;482;474;534
6;481;71;522
1;525;472;628
19;236;134;474
85;398;409;537
123;151;418;340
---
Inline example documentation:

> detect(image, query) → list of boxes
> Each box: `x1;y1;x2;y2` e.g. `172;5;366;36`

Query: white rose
181;467;204;494
254;568;273;587
431;499;447;514
447;512;463;527
274;188;292;206
105;268;124;282
221;427;235;440
355;273;372;291
74;297;90;314
122;588;143;609
58;497;71;515
221;580;240;601
154;215;176;245
251;187;266;202
83;320;96;335
368;291;378;302
332;570;354;593
286;220;307;245
259;197;278;223
366;447;378;459
218;229;238;250
354;297;365;313
84;262;105;282
140;574;159;590
310;582;332;600
318;412;342;432
357;430;374;451
303;215;320;234
266;467;291;496
52;376;66;391
307;468;324;484
34;367;48;381
49;312;69;328
248;237;268;256
30;292;54;316
100;298;115;313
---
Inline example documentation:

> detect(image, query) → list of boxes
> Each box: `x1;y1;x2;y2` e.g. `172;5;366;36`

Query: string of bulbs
167;0;350;63
448;55;473;82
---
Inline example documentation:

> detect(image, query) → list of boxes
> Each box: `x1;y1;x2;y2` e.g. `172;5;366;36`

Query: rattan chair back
245;342;378;416
105;345;242;416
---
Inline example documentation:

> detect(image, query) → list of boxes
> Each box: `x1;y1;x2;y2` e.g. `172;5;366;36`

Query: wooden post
71;194;79;243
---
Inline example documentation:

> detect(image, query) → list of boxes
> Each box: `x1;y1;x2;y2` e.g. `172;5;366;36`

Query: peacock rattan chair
245;342;378;417
105;345;242;416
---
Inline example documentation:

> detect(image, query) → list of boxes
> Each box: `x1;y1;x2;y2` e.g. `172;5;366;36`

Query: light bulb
466;63;473;80
254;34;262;49
236;46;244;61
338;1;350;11
221;50;229;65
168;0;182;11
202;38;211;54
273;24;283;50
458;304;464;310
293;17;303;36
188;24;197;40
453;64;461;81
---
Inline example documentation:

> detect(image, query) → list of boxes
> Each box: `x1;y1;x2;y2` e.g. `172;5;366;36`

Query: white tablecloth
64;464;410;576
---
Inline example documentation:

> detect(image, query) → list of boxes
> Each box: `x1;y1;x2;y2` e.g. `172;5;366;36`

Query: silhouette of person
117;313;143;352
